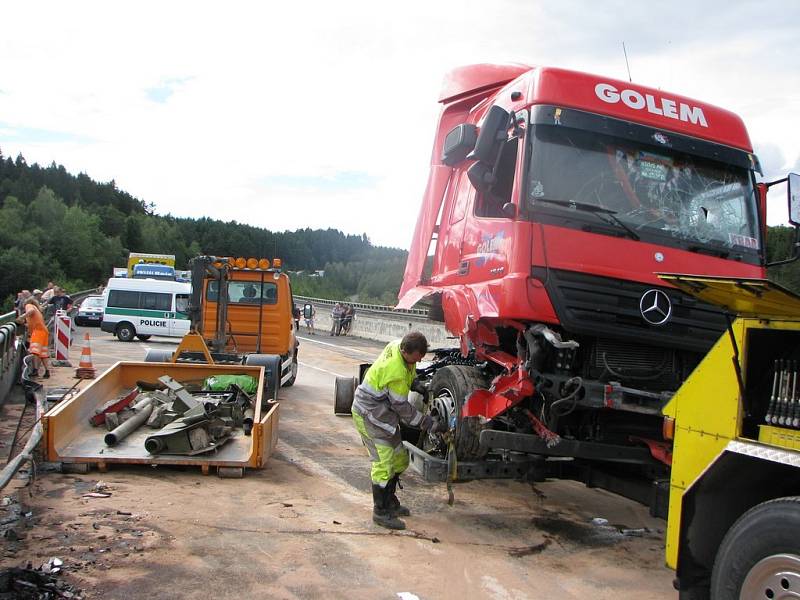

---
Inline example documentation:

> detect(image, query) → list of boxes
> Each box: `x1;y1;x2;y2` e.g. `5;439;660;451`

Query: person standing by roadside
14;290;31;316
341;304;355;335
292;304;301;330
330;302;344;336
48;287;73;313
40;282;56;303
303;303;316;335
16;297;50;378
351;331;446;530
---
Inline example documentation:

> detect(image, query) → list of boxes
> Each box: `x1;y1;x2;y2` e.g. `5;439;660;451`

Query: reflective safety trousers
352;411;409;486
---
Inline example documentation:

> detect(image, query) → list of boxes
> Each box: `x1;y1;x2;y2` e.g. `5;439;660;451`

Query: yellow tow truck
663;269;800;599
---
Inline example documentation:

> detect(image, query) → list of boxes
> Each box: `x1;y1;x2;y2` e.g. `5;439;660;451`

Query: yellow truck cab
660;274;800;600
145;255;298;395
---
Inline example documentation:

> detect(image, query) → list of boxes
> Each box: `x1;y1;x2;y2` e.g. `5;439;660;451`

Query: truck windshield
526;114;761;255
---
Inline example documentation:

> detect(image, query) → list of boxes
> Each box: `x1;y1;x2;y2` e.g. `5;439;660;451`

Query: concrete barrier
302;303;453;347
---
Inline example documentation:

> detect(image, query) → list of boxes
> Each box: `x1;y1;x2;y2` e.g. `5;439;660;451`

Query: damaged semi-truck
393;64;771;509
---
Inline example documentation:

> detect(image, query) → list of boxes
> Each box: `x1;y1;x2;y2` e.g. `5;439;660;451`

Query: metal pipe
0;385;45;491
104;398;154;446
243;408;254;436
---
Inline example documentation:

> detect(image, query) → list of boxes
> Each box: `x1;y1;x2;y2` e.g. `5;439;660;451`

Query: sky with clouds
1;1;798;248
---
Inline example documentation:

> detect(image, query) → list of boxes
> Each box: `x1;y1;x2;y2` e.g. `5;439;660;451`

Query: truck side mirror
467;162;494;194
502;202;517;218
467;105;510;164
442;124;478;166
788;172;800;226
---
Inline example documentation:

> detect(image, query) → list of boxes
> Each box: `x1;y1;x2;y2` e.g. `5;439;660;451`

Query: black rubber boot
387;476;410;517
372;484;405;530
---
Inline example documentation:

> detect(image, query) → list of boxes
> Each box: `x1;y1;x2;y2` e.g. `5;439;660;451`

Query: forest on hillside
2;149;800;312
0;150;407;309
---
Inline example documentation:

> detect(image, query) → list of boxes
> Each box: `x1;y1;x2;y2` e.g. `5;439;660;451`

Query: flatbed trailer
42;361;279;478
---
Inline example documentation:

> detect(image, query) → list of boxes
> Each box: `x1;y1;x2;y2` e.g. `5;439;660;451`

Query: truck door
438;171;474;277
459;136;518;280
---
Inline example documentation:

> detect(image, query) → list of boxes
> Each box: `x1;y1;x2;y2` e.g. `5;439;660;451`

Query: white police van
100;278;191;342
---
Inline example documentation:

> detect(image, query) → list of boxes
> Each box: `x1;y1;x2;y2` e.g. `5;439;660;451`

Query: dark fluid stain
508;538;552;557
531;513;621;548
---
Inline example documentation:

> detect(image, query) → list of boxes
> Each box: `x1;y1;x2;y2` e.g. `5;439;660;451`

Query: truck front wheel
427;365;490;460
283;356;298;387
710;496;800;600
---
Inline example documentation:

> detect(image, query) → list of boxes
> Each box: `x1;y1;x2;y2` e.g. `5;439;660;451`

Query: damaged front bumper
403;442;543;483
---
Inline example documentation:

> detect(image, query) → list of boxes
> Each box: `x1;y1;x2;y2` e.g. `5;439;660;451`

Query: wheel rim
741;553;800;599
420;386;457;454
431;386;457;422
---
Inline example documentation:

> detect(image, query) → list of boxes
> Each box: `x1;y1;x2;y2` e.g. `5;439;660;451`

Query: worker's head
23;297;40;310
400;331;428;365
243;284;257;299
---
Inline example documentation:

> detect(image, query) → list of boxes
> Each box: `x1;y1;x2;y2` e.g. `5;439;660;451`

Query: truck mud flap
403;442;542;483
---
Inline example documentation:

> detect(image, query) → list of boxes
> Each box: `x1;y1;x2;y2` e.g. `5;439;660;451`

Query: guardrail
293;294;429;319
0;312;22;406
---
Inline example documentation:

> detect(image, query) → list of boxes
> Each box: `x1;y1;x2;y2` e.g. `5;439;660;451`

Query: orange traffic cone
75;333;96;379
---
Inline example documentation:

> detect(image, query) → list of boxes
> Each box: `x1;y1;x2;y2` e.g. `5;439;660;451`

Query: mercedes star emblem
639;289;672;326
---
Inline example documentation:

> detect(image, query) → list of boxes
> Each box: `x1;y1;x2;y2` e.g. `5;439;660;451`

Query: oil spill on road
508;537;552;557
531;510;622;548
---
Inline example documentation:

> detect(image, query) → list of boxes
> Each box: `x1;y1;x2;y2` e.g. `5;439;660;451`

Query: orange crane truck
145;255;299;398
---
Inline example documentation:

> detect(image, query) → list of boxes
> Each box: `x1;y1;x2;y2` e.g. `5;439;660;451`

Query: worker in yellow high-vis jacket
351;331;446;530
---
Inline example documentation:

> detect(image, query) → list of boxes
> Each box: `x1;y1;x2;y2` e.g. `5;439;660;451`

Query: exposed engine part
526;324;580;350
523;408;560;447
549;377;583;420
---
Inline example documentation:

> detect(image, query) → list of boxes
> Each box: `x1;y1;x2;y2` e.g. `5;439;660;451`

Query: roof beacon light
272;258;282;269
234;257;247;269
246;257;258;269
258;258;271;269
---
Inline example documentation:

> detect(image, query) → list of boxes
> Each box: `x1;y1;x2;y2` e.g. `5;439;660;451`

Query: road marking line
276;439;368;504
296;336;376;358
299;362;348;378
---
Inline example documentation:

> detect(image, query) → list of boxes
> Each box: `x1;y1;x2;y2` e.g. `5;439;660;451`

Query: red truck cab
398;65;769;513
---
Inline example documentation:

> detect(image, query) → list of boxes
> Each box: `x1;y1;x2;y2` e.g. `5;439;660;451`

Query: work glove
410;378;428;395
430;417;448;434
420;415;448;434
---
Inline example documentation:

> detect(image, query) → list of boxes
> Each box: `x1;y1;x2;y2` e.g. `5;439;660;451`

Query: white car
74;295;104;326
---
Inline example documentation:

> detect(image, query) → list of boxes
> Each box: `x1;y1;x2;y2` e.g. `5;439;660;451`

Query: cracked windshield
528;124;760;251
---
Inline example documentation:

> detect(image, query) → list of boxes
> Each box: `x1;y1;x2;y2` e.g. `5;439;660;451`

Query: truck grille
535;267;727;354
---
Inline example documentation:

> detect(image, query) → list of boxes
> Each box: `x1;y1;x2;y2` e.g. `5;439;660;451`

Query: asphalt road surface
0;325;676;599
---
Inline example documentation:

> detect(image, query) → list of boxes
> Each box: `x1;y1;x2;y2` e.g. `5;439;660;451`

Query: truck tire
245;354;282;399
144;348;173;363
283;355;298;387
116;322;136;342
429;365;490;460
710;496;800;600
334;376;358;415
